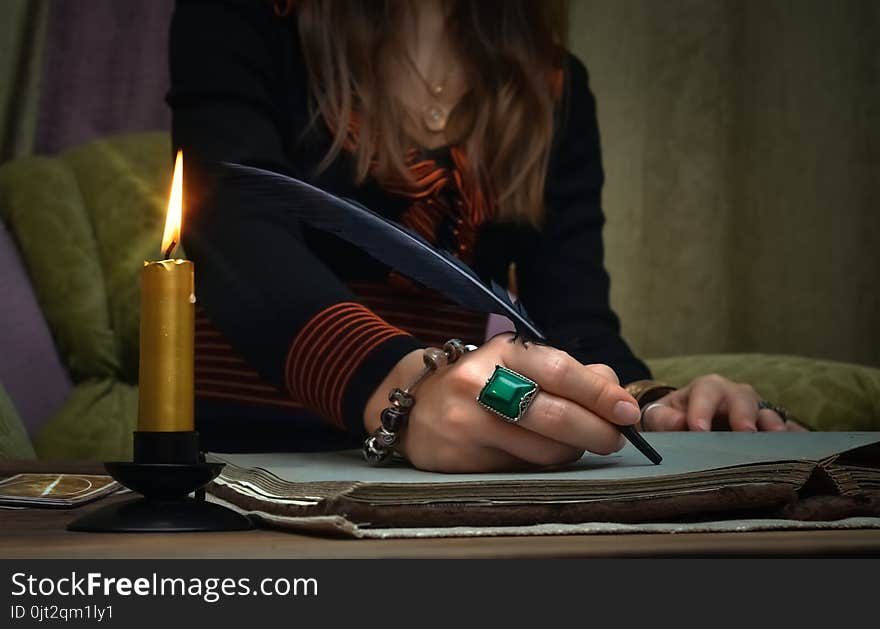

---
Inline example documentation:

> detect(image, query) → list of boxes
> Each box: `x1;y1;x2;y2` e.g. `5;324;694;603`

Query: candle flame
161;150;184;259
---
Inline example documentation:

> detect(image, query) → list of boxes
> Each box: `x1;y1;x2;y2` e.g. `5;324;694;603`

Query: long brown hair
279;0;566;226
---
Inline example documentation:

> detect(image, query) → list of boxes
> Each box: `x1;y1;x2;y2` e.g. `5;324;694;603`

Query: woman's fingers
685;377;725;431
667;374;786;433
584;363;620;385
479;415;587;466
641;403;687;431
727;386;760;432
757;408;787;432
498;337;641;427
510;389;626;455
785;418;809;432
404;435;538;474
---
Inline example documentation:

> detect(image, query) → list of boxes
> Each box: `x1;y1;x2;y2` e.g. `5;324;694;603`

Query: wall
570;0;879;365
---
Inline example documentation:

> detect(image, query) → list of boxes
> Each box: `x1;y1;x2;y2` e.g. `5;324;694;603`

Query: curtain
570;0;879;366
0;0;47;161
34;0;173;155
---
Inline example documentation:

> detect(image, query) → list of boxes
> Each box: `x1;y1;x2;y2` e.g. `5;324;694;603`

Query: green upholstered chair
0;132;878;461
0;133;164;461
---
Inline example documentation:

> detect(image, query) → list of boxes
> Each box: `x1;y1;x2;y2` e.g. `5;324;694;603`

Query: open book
206;433;880;536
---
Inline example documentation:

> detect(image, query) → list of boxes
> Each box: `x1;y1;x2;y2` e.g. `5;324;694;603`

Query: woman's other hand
364;333;641;472
639;374;807;432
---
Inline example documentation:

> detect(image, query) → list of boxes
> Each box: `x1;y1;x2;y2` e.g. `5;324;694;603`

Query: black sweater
167;0;650;450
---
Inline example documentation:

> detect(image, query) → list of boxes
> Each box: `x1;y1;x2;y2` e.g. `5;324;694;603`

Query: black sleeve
168;0;423;432
515;53;652;384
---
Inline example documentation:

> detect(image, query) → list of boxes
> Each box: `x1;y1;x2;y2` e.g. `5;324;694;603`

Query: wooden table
3;461;880;558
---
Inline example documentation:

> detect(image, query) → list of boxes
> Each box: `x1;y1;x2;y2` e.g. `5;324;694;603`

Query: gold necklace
405;50;453;133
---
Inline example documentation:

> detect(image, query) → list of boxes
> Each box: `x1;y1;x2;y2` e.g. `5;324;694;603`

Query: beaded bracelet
363;339;473;466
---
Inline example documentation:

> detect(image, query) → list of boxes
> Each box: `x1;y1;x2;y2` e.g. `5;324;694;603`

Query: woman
168;0;796;472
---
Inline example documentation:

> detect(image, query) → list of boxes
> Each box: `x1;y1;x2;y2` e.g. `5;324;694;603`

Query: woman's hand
639;374;806;432
364;333;643;472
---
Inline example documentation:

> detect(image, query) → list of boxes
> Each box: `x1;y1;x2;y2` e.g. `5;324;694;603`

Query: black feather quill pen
213;162;661;464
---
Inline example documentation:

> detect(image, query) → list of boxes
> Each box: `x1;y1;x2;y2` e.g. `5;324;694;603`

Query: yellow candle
137;150;195;432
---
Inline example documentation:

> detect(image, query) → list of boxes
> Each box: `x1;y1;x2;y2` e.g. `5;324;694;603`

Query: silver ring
640;402;665;427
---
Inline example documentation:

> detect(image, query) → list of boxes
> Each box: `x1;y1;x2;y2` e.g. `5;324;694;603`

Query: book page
210;432;880;485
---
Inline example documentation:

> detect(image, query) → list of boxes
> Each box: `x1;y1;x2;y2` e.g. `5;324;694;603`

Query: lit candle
137;150;195;432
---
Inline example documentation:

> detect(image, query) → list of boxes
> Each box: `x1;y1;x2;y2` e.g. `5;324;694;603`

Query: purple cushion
0;222;71;436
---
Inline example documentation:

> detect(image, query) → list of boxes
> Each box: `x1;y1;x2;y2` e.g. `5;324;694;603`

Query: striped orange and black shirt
169;0;650;451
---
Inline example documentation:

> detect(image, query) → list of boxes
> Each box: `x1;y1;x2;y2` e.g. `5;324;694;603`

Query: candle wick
164;240;177;260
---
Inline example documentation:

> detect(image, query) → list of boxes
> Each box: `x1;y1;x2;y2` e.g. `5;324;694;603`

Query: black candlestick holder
67;431;252;532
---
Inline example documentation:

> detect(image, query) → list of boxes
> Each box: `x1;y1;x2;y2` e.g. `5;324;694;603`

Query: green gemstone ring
476;365;540;423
